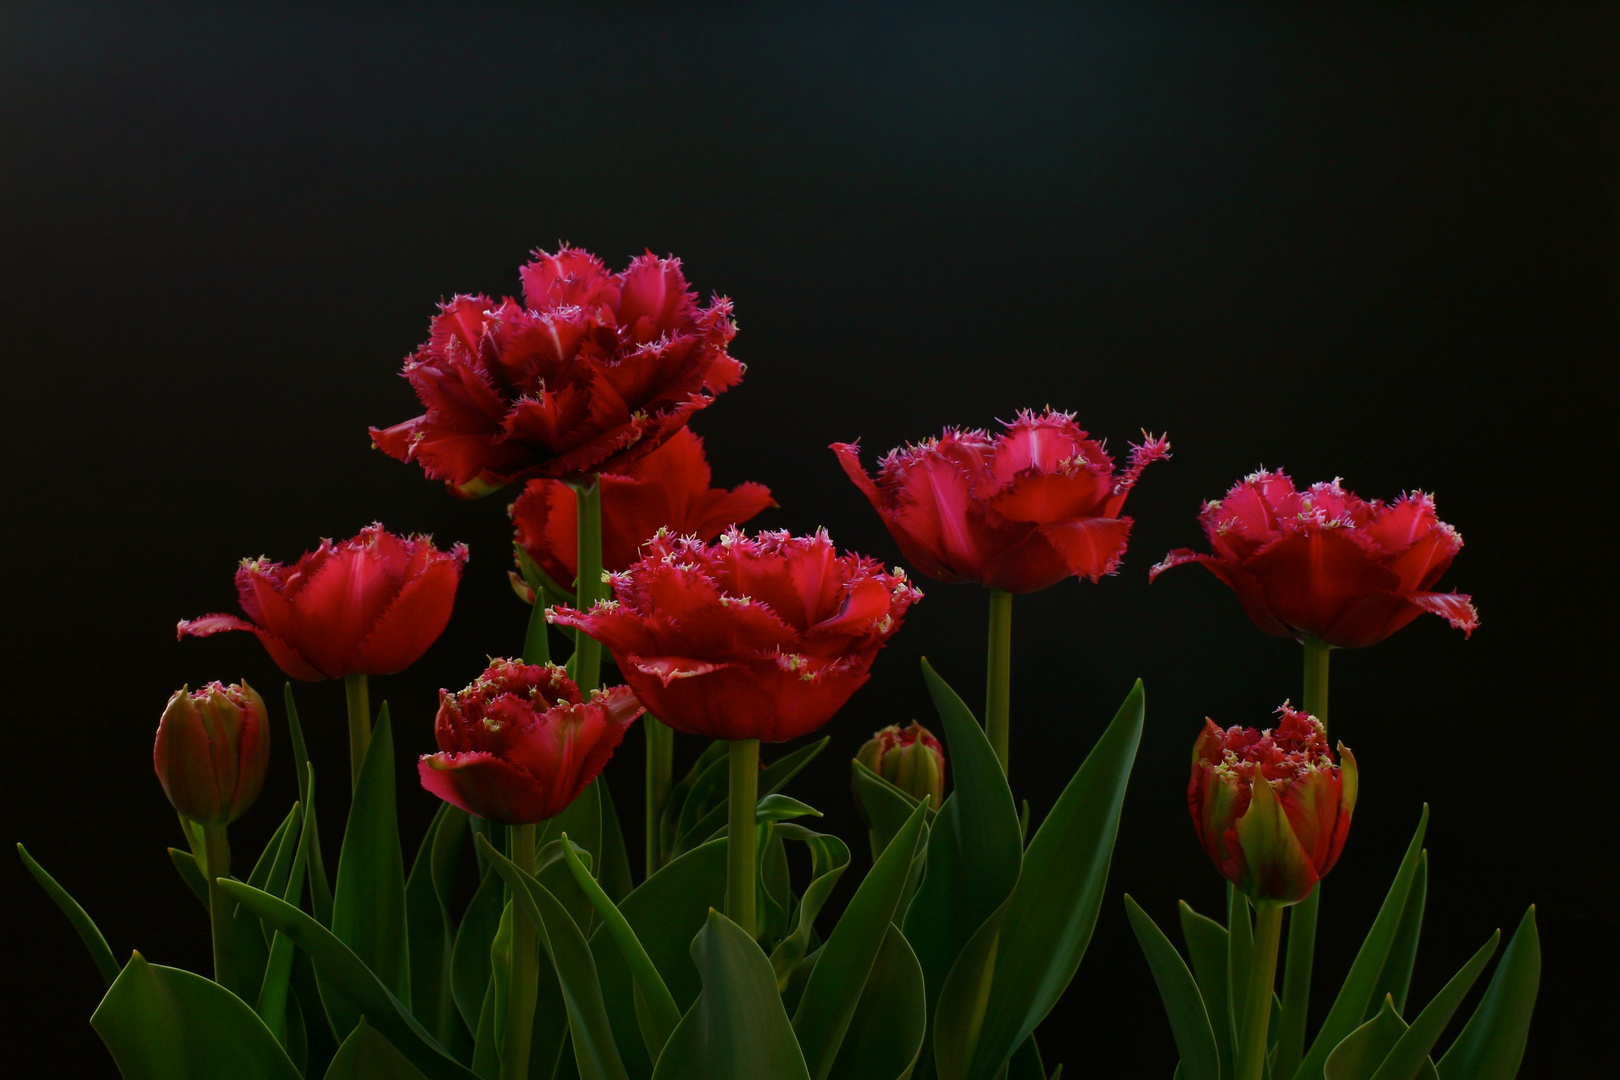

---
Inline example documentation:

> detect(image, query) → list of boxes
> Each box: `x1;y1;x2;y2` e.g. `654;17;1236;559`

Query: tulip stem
985;588;1013;775
1237;900;1284;1080
645;716;674;878
1302;633;1330;731
345;673;371;792
501;823;538;1080
201;823;237;993
572;480;604;692
725;739;759;938
1277;635;1331;1079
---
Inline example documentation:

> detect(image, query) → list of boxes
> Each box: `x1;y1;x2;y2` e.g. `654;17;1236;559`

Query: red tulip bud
1188;705;1357;905
856;721;946;809
154;682;271;825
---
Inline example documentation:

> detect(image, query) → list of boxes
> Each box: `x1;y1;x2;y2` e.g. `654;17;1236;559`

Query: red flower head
154;681;271;826
511;427;775;588
856;721;946;809
370;246;744;498
1189;706;1357;905
178;524;468;681
833;409;1169;594
548;528;922;743
1150;470;1479;649
419;659;644;825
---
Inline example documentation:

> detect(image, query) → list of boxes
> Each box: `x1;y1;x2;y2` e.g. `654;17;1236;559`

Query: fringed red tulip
548;528;921;743
1151;470;1478;648
178;524;467;681
1189;706;1357;905
856;721;945;809
511;427;774;587
833;409;1169;594
154;682;270;826
371;247;744;497
418;659;643;825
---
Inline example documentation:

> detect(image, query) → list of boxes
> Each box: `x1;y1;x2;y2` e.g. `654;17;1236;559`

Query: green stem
725;739;759;938
344;673;371;792
1302;634;1330;731
202;823;236;993
572;480;604;692
645;716;674;878
1237;901;1284;1080
1275;889;1318;1079
521;586;551;666
501;823;538;1080
985;588;1013;775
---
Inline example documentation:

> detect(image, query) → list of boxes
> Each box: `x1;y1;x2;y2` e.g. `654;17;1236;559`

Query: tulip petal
1409;590;1479;636
1037;516;1134;581
175;613;258;639
1232;772;1319;904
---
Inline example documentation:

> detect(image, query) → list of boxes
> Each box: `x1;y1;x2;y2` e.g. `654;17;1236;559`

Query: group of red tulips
23;245;1533;1080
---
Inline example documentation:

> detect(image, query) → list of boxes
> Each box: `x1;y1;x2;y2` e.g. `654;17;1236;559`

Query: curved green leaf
452;863;506;1034
1124;895;1219;1080
407;802;471;1052
661;741;730;861
768;823;852;986
325;1017;431;1079
1178;900;1233;1079
220;880;476;1080
1326;997;1410;1080
1370;930;1498;1080
827;926;927;1080
91;951;301;1080
1295;806;1431;1080
1369;852;1428;1019
168;847;211;911
675;737;831;857
650;909;812;1080
1437;906;1540;1080
794;800;930;1080
282;685;332;925
1006;1035;1048;1080
597;775;635;904
16;842;121;986
851;760;922;859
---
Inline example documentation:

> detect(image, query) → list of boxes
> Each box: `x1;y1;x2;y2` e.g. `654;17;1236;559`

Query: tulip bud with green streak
154;681;270;825
856;721;945;809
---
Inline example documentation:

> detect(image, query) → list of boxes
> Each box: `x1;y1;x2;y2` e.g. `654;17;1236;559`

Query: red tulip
418;659;643;824
548;528;921;743
371;247;744;498
1151;470;1478;648
178;524;468;681
1189;706;1357;905
154;682;271;826
511;427;774;587
856;721;946;809
833;409;1169;594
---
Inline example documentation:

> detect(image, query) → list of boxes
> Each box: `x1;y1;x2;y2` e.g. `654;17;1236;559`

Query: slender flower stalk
985;588;1013;773
726;739;760;938
345;673;371;791
645;717;674;877
202;824;236;993
502;824;538;1080
1238;901;1285;1080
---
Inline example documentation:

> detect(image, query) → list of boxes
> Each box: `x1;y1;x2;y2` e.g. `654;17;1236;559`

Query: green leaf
328;705;411;1034
651;909;812;1080
539;776;606;934
1124;896;1219;1080
90;951;301;1080
324;1017;432;1079
767;824;852;987
1178;900;1234;1080
661;740;730;861
1295;806;1431;1080
236;802;303;1005
1227;885;1252;1053
1369;930;1499;1080
826;926;927;1080
283;684;333;926
16;842;121;985
851;759;922;859
597;775;635;904
477;834;630;1080
220;879;476;1080
674;737;831;857
259;778;318;1046
903;658;1023;1035
169;847;211;911
407;802;471;1052
1437;906;1540;1080
1369;852;1428;1019
794;800;930;1080
1326;997;1412;1080
590;839;729;1078
1005;1035;1047;1080
452;862;508;1035
935;679;1145;1080
755;794;824;824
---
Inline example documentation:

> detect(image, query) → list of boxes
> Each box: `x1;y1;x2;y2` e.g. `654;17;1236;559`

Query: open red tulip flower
371;246;744;498
833;409;1170;594
178;524;468;681
1189;705;1357;905
419;659;643;824
548;528;921;743
1151;470;1479;649
511;427;775;589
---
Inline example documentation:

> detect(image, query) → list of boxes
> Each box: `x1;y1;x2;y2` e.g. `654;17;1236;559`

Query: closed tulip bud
1188;705;1357;905
154;682;271;826
856;721;946;809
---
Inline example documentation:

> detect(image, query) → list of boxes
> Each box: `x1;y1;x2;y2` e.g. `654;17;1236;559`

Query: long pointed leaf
168;847;211;911
1125;896;1219;1080
325;1016;431;1079
452;864;506;1034
1179;900;1234;1079
1436;906;1540;1080
1369;852;1428;1019
407;802;470;1051
826;926;927;1080
1326;997;1410;1080
16;842;121;985
1370;930;1499;1080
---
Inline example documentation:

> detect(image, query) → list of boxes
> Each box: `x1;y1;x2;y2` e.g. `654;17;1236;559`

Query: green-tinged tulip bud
856;721;946;809
154;681;270;826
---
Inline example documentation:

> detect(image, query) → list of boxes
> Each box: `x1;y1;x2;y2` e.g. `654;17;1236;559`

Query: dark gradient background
2;2;1614;1075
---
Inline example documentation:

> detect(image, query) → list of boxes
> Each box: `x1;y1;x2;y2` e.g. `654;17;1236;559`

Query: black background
2;2;1614;1075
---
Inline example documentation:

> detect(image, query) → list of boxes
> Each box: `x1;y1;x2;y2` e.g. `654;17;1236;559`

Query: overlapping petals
834;409;1169;594
418;659;643;824
154;681;270;827
371;246;744;497
1150;470;1478;648
178;524;467;680
548;529;921;742
1188;706;1357;905
511;428;774;587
